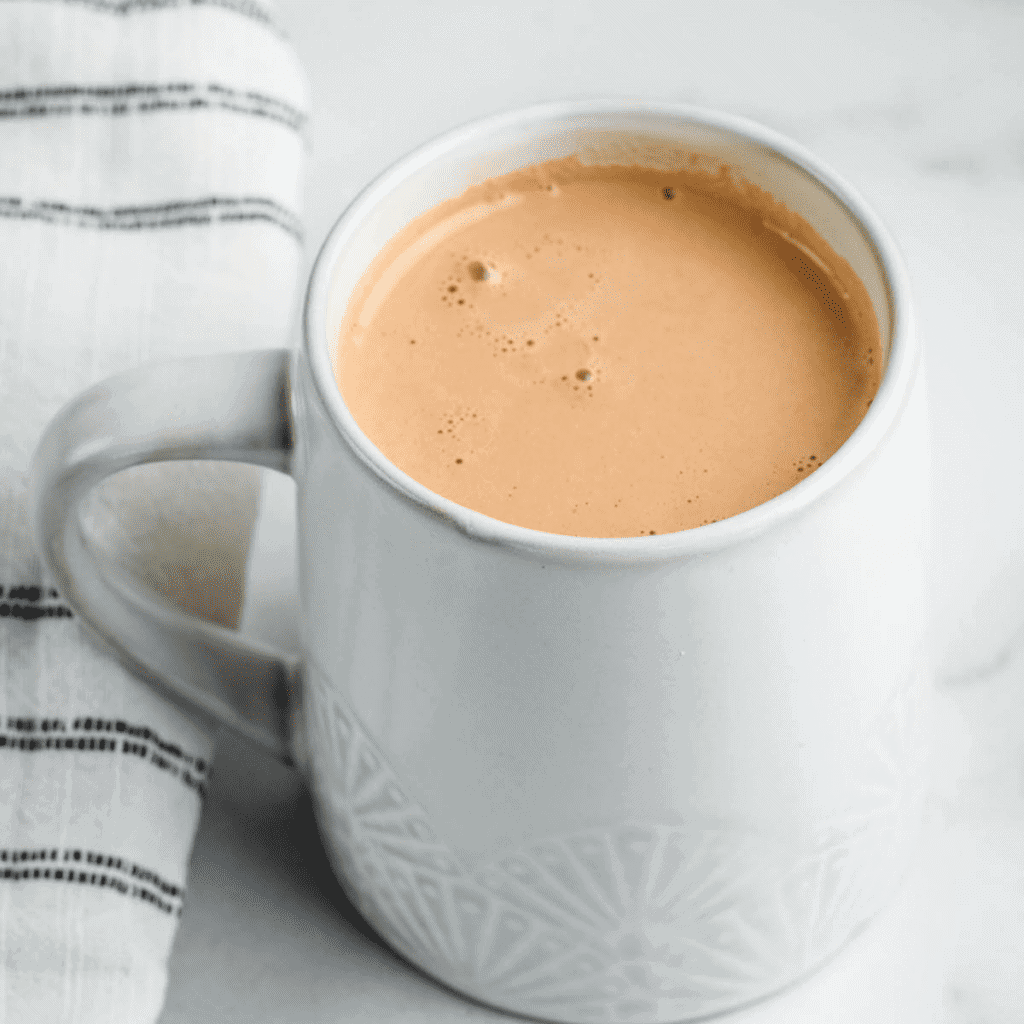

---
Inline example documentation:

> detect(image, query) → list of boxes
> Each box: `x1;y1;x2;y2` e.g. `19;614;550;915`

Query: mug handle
28;349;298;764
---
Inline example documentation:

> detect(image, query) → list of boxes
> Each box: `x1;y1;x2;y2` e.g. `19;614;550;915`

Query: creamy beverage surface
333;157;882;537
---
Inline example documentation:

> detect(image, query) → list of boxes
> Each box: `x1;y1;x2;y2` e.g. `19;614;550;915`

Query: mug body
291;102;929;1024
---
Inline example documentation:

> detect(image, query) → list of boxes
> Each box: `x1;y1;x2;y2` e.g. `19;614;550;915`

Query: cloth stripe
2;713;209;772
1;712;210;797
0;583;73;619
2;848;183;897
0;195;303;239
0;82;305;132
0;735;209;797
0;0;279;32
1;712;209;798
2;848;183;916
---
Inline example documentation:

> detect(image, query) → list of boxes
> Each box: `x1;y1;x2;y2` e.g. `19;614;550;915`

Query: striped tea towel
0;2;308;1021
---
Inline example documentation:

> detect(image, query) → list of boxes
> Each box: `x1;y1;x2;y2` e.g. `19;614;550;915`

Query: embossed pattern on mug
304;667;929;1024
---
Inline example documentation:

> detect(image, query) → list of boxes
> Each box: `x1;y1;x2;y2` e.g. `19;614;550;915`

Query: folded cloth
0;2;308;1020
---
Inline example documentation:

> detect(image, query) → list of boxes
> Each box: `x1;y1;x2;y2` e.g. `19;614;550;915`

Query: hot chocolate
334;157;881;536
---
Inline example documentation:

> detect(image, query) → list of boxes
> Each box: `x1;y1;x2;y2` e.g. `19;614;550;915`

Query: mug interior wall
325;108;893;371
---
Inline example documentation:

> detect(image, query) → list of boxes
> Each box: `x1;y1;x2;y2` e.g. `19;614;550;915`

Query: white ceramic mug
30;101;930;1024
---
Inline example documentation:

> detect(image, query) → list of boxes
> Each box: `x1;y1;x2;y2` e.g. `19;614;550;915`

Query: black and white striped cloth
0;2;307;1019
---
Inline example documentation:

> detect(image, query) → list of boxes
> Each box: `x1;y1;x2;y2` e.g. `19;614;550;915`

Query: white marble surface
161;1;1024;1021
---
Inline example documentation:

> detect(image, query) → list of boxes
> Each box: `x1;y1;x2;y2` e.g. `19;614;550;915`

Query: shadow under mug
30;101;930;1024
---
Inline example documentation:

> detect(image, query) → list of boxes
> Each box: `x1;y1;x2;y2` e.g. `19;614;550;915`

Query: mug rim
303;98;917;562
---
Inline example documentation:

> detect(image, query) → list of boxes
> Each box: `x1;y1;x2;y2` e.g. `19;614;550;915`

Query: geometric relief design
304;666;930;1024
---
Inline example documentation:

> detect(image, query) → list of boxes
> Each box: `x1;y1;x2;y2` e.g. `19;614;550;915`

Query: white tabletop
160;2;1024;1021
